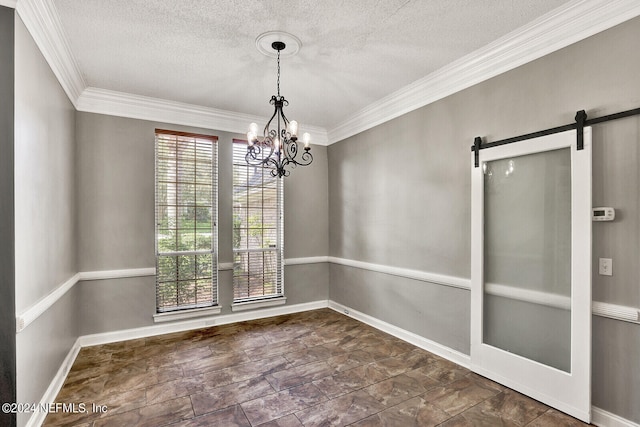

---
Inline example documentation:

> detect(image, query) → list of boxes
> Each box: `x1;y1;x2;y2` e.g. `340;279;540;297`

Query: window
155;129;218;313
232;139;284;307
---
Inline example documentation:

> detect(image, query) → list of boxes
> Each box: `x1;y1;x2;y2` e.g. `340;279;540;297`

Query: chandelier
246;37;312;178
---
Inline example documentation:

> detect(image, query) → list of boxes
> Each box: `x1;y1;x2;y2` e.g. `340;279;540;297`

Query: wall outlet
599;258;613;276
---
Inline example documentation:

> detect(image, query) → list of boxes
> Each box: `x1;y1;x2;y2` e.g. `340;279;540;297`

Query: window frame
231;139;285;311
153;129;220;318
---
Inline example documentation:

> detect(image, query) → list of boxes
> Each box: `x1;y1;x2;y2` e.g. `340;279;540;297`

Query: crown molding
76;87;330;146
16;0;640;146
16;0;85;107
327;0;640;144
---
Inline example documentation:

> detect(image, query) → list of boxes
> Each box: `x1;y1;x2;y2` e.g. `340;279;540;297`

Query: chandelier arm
264;104;280;140
279;107;290;128
263;156;278;170
298;150;313;165
245;146;264;163
292;150;313;167
282;138;297;161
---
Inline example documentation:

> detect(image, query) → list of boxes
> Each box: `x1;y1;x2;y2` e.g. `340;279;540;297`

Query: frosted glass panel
483;148;571;372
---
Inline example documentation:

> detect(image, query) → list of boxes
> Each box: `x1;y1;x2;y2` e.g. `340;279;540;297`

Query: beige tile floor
43;309;589;426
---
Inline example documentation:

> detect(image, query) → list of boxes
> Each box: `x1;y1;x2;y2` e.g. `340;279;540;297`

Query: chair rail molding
15;273;79;333
330;256;640;325
15;257;639;334
15;256;330;332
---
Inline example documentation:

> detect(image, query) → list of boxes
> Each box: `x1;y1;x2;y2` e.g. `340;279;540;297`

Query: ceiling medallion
246;32;312;178
255;31;301;58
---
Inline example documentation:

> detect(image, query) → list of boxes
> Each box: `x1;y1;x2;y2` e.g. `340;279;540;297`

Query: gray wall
328;15;640;423
331;264;470;353
590;105;640;423
14;16;77;311
0;6;16;427
75;112;329;333
12;5;639;425
13;14;79;427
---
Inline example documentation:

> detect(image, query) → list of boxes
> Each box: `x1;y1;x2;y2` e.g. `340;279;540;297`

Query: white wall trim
485;282;571;311
592;406;640;427
331;256;640;325
14;258;329;333
76;87;330;146
18;0;640;146
153;305;222;323
77;300;328;347
16;261;640;335
231;296;287;312
0;0;17;8
328;256;471;290
592;301;639;324
285;256;330;266
328;300;471;368
15;273;79;333
327;0;640;143
78;267;156;281
16;0;85;107
24;339;82;427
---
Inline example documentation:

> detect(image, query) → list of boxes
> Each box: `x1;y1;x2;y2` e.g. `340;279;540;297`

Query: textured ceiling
52;0;570;129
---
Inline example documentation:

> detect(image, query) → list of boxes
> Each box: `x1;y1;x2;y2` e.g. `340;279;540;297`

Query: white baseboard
592;407;640;427
77;300;328;348
327;300;471;368
25;339;82;427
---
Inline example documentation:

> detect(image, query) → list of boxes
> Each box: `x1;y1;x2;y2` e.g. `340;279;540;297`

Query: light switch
599;258;612;276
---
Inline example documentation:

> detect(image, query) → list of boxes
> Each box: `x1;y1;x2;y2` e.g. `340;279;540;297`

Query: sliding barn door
470;129;592;422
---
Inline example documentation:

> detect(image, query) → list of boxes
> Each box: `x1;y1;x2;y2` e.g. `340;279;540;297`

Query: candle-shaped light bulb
247;132;255;146
288;120;298;138
274;137;280;153
249;122;259;135
302;132;311;149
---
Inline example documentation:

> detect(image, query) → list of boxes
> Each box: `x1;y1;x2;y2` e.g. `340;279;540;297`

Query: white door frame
470;128;592;422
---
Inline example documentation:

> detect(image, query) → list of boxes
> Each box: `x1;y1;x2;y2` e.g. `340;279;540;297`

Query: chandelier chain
276;49;281;97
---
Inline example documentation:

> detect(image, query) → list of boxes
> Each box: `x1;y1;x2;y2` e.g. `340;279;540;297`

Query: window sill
153;305;221;323
231;296;287;312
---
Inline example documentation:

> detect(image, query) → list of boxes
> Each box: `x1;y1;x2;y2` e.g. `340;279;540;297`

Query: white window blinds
155;129;218;312
232;139;284;302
